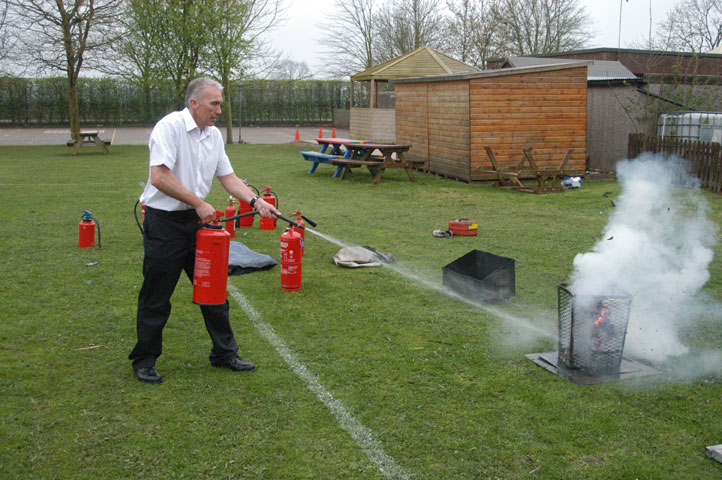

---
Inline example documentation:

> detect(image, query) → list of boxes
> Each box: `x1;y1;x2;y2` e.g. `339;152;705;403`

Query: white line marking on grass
229;285;410;480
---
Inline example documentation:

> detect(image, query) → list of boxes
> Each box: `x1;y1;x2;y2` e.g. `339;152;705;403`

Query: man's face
190;85;223;130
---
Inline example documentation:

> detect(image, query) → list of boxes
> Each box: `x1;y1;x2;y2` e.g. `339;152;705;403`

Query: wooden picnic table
340;143;421;184
316;137;367;156
481;146;579;194
67;130;110;155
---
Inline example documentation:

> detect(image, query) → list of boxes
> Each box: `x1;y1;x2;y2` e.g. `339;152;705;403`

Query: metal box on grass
442;250;515;302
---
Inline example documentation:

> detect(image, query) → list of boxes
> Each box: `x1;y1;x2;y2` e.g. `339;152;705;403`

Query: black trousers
129;206;238;370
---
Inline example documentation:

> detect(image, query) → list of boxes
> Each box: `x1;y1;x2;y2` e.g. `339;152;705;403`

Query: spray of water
304;227;555;341
569;153;720;370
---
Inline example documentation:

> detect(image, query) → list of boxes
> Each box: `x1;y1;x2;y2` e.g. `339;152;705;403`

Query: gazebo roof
351;47;479;81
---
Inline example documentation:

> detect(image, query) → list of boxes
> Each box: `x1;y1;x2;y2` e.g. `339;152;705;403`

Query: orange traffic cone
318;128;323;138
332;128;336;138
295;129;300;142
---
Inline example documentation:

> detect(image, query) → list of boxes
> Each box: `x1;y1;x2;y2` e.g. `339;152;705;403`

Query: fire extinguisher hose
217;210;306;230
92;215;102;248
217;210;259;224
134;199;143;235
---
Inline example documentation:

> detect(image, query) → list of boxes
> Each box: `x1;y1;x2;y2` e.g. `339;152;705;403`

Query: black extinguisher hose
217;210;306;230
217;209;260;224
91;215;102;248
134;199;143;235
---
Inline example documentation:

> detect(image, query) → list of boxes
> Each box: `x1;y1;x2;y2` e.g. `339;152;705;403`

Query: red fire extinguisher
193;224;231;305
79;210;101;248
280;226;302;291
259;186;279;231
291;211;306;256
224;196;236;238
237;181;259;228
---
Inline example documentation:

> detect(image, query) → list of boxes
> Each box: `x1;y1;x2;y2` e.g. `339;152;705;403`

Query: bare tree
319;0;376;78
0;0;15;68
656;0;722;52
90;0;165;122
7;0;121;140
494;0;592;56
268;59;314;79
374;0;446;63
205;0;285;143
443;0;501;68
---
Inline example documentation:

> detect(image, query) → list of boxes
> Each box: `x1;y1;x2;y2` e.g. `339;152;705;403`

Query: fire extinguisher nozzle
300;215;317;228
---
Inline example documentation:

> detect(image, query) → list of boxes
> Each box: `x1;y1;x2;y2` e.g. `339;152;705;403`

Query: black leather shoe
134;366;163;384
214;356;256;372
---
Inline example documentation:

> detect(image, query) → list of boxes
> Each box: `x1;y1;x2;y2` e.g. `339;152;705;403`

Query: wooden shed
350;47;478;143
392;62;590;182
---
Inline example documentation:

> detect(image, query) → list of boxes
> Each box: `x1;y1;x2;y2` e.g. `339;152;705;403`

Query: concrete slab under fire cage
525;351;661;386
706;445;722;464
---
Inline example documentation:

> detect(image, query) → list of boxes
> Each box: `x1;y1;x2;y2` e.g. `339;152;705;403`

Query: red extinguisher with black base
193;224;231;305
280;226;302;291
224;196;236;238
237;181;259;228
259;186;279;231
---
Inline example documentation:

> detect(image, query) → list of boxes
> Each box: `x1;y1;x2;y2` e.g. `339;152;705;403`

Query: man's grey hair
185;78;223;108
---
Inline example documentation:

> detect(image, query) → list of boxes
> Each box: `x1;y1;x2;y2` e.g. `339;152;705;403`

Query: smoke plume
569;154;718;364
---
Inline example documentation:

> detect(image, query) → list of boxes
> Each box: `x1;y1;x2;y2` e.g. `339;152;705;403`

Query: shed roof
502;56;638;81
391;61;592;84
351;47;479;81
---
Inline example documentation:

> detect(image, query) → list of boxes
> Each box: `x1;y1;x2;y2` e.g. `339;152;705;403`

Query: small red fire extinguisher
259;186;279;231
79;210;101;248
280;226;302;291
237;181;259;228
291;211;306;256
193;224;231;305
224;196;236;238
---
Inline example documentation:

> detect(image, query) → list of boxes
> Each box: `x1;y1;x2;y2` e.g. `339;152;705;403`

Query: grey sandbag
333;246;396;268
228;241;277;275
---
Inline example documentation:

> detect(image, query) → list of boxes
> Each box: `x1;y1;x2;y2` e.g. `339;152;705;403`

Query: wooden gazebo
350;47;478;143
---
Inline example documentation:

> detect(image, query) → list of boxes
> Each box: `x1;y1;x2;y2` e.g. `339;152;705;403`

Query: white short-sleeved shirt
139;108;234;211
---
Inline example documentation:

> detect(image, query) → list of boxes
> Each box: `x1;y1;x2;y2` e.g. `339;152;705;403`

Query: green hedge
0;77;350;126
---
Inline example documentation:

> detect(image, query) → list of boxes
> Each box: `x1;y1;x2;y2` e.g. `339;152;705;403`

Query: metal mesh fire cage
557;283;633;376
442;250;515;302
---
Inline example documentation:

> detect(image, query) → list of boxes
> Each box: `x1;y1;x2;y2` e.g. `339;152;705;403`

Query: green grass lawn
1;143;721;479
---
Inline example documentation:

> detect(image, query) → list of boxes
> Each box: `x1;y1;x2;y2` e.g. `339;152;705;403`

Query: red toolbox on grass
449;219;478;236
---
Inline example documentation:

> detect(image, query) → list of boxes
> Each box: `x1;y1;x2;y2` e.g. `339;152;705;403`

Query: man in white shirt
129;78;279;384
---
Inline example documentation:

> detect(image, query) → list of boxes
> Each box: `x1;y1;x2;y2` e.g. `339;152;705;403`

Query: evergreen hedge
0;77;350;126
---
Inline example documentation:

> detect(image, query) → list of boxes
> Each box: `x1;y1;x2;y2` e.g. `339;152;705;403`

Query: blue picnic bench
300;137;381;178
300;151;348;177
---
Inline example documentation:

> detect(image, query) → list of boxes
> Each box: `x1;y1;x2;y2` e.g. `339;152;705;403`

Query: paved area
0;126;348;146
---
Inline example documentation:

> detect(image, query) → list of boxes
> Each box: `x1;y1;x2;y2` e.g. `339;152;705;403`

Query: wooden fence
628;133;722;193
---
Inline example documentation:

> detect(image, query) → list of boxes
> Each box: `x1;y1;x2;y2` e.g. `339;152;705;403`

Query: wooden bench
328;158;384;179
67;130;110;155
481;146;579;194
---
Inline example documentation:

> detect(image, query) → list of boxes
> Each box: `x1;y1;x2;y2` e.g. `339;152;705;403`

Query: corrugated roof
392;61;593;84
351;47;479;81
505;56;638;81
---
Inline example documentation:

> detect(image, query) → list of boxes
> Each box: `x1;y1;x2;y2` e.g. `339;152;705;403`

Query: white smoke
569;154;718;364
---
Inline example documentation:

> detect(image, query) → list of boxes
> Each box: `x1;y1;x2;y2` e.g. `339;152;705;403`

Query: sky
264;0;680;75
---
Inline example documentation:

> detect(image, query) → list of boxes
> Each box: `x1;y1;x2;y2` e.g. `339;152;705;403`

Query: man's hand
195;201;217;224
254;197;281;219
